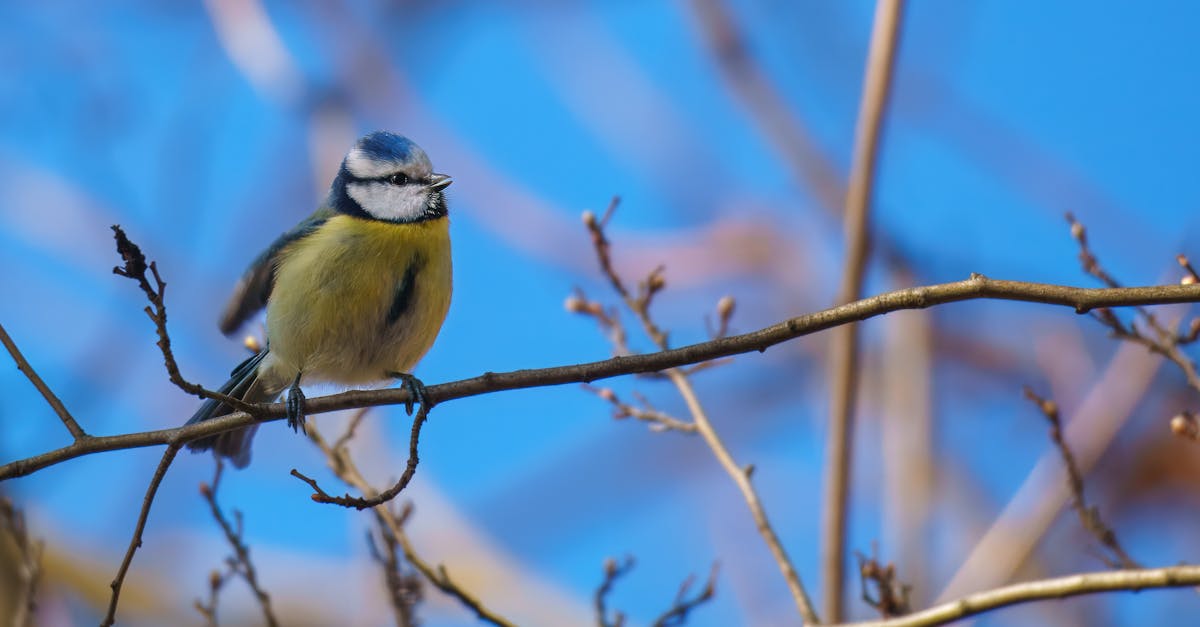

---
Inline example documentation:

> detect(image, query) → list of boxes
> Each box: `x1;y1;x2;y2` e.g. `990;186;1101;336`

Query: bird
186;131;453;468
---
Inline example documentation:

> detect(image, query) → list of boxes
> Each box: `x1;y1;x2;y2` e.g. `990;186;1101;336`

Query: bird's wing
218;206;336;336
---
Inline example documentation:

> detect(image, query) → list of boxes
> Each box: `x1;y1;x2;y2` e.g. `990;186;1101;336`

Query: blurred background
3;1;1200;625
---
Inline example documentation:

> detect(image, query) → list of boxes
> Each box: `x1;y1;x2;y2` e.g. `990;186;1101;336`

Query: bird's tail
186;349;276;468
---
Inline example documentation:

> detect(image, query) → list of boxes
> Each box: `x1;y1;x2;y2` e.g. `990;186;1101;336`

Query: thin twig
199;461;280;626
102;443;181;627
6;277;1200;480
1022;387;1138;569
304;421;516;627
595;556;635;627
366;524;422;627
582;384;697;434
823;0;906;620
290;401;431;509
110;225;259;415
581;207;814;622
855;546;911;618
837;564;1200;627
0;322;88;440
669;369;814;621
649;562;720;627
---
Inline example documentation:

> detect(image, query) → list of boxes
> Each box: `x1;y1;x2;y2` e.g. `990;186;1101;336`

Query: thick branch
838;565;1200;627
4;277;1200;480
823;0;905;620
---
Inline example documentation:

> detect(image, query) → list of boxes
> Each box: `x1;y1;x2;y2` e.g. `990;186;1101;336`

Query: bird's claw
286;373;307;434
388;372;427;416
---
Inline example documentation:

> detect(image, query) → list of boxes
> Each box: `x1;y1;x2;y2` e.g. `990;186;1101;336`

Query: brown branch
110;225;259;416
855;546;911;618
595;556;635;627
6;277;1200;481
366;523;422;627
1022;387;1138;569
823;0;906;620
102;443;181;627
688;0;844;213
199;461;280;626
0;496;43;627
583;384;697;434
649;562;719;627
837;564;1200;627
302;421;515;627
580;207;814;622
0;322;88;440
592;556;718;627
289;401;431;509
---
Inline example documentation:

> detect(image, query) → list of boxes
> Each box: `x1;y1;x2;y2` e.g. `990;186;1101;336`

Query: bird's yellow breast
264;214;452;386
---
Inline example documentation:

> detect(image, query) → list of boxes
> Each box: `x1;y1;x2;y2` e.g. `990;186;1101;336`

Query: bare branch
0;322;87;440
110;225;260;416
650;562;719;627
0;496;43;627
582;384;697;434
102;443;181;627
199;461;279;626
1022;387;1137;569
289;401;431;509
5;276;1200;480
855;546;911;618
595;556;635;627
366;524;422;627
304;421;515;627
580;206;813;622
838;565;1200;627
823;0;906;620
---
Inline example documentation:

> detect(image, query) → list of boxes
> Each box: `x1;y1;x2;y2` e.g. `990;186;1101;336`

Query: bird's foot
387;371;428;416
286;373;307;434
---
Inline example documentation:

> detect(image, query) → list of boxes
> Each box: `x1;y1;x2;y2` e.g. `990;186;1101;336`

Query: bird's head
332;131;452;222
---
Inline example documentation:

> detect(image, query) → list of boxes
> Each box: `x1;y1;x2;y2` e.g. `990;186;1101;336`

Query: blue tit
186;131;453;468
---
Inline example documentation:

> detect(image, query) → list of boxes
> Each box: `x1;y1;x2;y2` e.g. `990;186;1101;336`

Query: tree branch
823;0;905;620
0;322;88;440
837;564;1200;627
5;277;1200;481
102;443;181;626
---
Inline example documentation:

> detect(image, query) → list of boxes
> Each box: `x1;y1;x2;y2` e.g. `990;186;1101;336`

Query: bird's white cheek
347;182;426;222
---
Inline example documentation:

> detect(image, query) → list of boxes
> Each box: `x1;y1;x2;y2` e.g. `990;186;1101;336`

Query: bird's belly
263;215;452;386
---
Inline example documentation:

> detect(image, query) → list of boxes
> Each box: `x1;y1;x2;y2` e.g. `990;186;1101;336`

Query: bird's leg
386;371;428;416
286;371;307;434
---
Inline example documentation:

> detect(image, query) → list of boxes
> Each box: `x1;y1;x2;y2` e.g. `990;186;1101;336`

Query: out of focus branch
592;556;719;627
823;0;905;620
304;419;514;627
6;274;1200;480
837;564;1200;627
0;496;43;627
198;461;279;627
595;556;634;627
366;523;422;627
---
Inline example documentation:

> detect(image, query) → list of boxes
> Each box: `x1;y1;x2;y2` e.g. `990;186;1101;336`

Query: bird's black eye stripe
386;172;410;186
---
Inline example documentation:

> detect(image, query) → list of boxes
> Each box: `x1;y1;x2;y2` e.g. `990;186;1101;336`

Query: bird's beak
427;173;452;191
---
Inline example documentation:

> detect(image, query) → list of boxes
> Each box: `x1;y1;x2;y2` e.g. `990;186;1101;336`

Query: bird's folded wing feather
218;206;336;336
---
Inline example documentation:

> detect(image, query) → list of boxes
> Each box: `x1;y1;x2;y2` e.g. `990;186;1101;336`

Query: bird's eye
387;172;410;186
